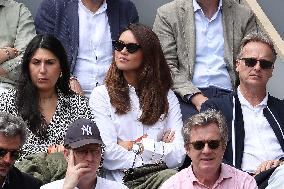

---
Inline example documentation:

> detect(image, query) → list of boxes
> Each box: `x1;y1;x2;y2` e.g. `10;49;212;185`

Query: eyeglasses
73;148;101;159
189;140;221;150
240;58;274;69
112;40;141;54
0;148;21;160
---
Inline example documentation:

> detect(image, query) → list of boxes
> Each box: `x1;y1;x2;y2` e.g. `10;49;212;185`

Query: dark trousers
178;86;232;170
177;86;232;121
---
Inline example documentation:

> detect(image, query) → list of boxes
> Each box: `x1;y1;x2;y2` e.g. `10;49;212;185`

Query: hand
8;47;18;58
254;159;281;175
4;47;18;59
0;47;18;63
118;140;133;151
191;93;208;111
63;150;92;189
47;144;65;154
69;78;84;96
162;130;175;143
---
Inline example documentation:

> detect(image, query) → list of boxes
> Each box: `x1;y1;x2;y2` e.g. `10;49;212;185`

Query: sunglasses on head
190;140;221;150
0;148;21;160
240;58;274;69
112;40;141;54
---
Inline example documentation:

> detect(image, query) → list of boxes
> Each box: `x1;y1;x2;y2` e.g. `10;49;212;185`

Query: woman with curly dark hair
90;23;185;188
0;34;92;158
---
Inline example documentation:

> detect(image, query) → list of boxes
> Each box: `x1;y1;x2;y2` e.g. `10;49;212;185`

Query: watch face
133;144;139;151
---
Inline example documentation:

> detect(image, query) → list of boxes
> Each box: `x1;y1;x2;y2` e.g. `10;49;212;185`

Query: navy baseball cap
64;118;103;148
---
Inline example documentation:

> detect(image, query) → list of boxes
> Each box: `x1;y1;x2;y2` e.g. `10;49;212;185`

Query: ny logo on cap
81;125;92;136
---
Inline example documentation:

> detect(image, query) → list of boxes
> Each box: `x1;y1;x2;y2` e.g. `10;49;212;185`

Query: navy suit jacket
35;0;139;73
201;92;284;169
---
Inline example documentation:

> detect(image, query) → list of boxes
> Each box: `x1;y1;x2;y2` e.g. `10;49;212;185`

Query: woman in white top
90;23;185;188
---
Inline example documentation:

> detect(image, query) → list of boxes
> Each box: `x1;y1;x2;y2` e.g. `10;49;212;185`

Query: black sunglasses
240;58;274;69
0;148;21;160
190;140;221;150
112;40;141;54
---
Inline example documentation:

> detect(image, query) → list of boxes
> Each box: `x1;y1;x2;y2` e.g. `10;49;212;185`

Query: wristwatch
186;92;201;103
132;143;142;155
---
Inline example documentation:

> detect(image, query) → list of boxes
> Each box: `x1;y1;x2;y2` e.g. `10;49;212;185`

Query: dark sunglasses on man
240;57;274;69
0;148;21;160
112;40;141;54
190;140;221;150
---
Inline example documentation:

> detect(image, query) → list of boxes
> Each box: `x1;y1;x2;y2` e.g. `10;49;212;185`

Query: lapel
65;0;79;71
233;93;245;168
264;96;284;151
179;0;195;74
222;0;234;66
106;0;119;40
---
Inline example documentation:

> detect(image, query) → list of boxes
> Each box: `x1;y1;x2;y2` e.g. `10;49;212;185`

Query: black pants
178;86;232;170
177;86;232;121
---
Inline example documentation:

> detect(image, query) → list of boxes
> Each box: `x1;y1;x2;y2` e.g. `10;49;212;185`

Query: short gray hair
182;109;228;149
0;112;27;146
237;31;277;63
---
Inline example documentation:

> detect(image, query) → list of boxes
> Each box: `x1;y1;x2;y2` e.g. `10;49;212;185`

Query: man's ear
184;143;190;154
269;64;274;78
235;59;241;73
63;148;70;160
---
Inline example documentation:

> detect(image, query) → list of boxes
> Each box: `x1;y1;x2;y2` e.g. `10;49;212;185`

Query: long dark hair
15;34;72;138
105;23;173;125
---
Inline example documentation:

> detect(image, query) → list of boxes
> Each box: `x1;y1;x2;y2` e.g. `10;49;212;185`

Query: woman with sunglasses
90;23;185;188
0;34;93;159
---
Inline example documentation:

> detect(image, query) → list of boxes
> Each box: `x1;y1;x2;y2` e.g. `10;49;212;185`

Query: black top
1;166;42;189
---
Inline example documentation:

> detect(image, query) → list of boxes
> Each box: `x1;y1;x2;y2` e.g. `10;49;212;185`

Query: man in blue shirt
153;0;257;120
35;0;138;97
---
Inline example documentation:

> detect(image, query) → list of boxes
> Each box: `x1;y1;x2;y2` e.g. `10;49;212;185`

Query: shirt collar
188;164;232;186
237;86;268;108
193;0;223;13
79;0;107;15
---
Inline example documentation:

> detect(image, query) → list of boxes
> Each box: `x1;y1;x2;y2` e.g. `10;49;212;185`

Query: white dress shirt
192;0;232;91
74;0;113;98
40;176;128;189
238;88;284;173
90;85;185;182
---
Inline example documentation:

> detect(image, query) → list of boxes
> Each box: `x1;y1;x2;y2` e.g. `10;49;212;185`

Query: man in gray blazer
0;0;35;93
153;0;257;121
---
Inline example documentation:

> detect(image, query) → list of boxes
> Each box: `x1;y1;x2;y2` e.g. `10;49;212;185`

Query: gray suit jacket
0;0;35;86
153;0;257;100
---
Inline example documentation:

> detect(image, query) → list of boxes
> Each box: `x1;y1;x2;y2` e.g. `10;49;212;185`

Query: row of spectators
0;0;283;189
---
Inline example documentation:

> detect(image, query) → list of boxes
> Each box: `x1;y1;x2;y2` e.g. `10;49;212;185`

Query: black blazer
201;92;284;169
3;166;42;189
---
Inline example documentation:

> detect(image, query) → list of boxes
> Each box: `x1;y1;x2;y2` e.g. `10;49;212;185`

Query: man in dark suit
0;112;41;189
202;31;284;188
35;0;138;97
